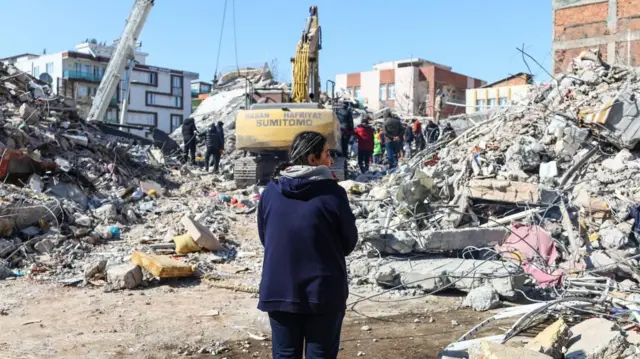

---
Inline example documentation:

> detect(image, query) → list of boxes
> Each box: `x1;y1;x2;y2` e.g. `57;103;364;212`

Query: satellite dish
39;73;53;85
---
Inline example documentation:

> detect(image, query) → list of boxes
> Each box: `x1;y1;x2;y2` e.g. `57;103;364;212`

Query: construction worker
200;124;223;173
336;102;354;158
181;116;198;164
354;117;374;173
383;115;402;168
257;131;358;359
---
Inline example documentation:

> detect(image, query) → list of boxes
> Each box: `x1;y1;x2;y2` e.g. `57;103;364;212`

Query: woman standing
257;131;358;359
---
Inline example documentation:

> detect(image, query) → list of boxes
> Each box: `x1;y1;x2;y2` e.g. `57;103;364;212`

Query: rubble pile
0;63;256;285
342;49;640;355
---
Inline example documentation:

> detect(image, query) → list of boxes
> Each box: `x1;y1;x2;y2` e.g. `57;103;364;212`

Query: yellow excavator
233;5;347;187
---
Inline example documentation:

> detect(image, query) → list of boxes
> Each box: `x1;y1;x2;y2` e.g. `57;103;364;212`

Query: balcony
63;70;104;82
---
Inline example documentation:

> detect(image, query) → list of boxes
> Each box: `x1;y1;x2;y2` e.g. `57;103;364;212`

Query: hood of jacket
276;165;336;199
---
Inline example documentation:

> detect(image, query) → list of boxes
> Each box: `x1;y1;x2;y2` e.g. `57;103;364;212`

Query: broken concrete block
462;285;500;312
0;262;13;280
369;187;390;200
469;341;552;359
525;318;571;359
566;318;628;359
616;148;635;163
416;228;509;252
375;267;400;287
94;203;118;221
339;180;370;194
107;263;142;290
130;251;193;278
602;157;626;173
467;179;540;203
366;232;415;254
34;238;55;254
574;189;609;213
598;226;629;249
375;258;526;299
74;214;93;227
180;215;223;251
61;134;88;147
84;259;108;280
505;136;543;171
19;103;37;122
0;239;17;257
539;161;558;179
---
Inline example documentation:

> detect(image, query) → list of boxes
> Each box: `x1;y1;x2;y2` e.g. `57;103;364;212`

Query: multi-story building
335;58;485;117
553;0;640;72
465;73;533;114
0;41;199;135
190;80;213;112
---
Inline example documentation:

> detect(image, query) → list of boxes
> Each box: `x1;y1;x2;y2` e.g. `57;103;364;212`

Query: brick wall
553;0;640;71
490;74;530;88
615;39;640;65
554;2;609;41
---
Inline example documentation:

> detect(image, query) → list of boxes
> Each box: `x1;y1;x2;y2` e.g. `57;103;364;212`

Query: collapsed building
341;49;640;357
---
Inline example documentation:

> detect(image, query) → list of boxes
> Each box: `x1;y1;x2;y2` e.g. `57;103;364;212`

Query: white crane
87;0;154;122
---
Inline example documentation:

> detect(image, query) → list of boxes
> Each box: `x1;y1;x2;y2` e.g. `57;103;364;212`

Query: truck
233;5;348;187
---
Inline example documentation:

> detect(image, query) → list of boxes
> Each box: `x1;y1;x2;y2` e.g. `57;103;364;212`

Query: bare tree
268;58;281;82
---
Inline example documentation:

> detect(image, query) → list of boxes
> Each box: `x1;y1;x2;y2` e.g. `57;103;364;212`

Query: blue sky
2;0;552;85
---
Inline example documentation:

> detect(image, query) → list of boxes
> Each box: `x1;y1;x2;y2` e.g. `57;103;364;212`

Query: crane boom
87;0;154;122
291;6;321;103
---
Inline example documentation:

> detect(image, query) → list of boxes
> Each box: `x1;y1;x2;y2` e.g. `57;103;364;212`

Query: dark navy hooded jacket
257;166;358;314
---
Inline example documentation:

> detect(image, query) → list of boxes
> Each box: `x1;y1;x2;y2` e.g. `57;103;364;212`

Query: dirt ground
0;276;501;359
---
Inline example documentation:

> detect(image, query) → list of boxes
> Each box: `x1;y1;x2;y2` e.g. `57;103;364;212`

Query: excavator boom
291;6;321;103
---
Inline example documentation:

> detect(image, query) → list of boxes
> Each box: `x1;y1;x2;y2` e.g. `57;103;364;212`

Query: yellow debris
130;251;194;278
525;318;571;358
173;233;201;254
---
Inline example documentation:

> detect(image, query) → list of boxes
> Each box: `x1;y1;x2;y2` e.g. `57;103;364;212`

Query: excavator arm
291;6;321;103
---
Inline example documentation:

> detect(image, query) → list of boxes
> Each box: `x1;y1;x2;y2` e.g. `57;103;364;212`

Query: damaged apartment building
0;40;199;136
335;58;485;117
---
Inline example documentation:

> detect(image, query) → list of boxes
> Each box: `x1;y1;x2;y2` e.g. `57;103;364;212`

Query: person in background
403;120;414;160
258;131;358;359
200;124;223;173
383;115;402;168
373;129;383;164
354;117;374;173
412;119;425;151
442;122;457;140
181;116;198;164
426;120;440;144
336;102;354;159
216;121;225;145
434;92;445;123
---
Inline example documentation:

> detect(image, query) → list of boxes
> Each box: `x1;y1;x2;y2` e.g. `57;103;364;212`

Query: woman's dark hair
272;131;327;179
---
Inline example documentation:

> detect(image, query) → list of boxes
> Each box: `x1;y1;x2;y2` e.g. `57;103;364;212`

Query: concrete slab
180;215;223;251
469;341;552;359
525;318;571;359
107;263;142;290
566;318;627;359
130;251;193;278
465;179;540;203
375;257;526;299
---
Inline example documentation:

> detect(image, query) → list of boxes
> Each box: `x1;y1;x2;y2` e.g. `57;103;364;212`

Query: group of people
181;118;226;173
336;101;456;173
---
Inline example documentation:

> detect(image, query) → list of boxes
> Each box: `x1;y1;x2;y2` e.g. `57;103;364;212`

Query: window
387;84;396;100
498;97;508;106
96;67;105;80
146;92;156;105
32;66;40;77
77;86;88;97
475;99;486;112
487;98;497;108
82;64;92;74
105;109;118;123
355;86;361;99
172;76;182;88
173;96;183;108
45;62;53;74
171;115;183;131
141;72;158;85
202;84;211;93
191;83;199;91
172;87;183;96
379;85;387;101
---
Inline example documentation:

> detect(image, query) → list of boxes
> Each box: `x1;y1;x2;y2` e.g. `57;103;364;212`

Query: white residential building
1;41;199;136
